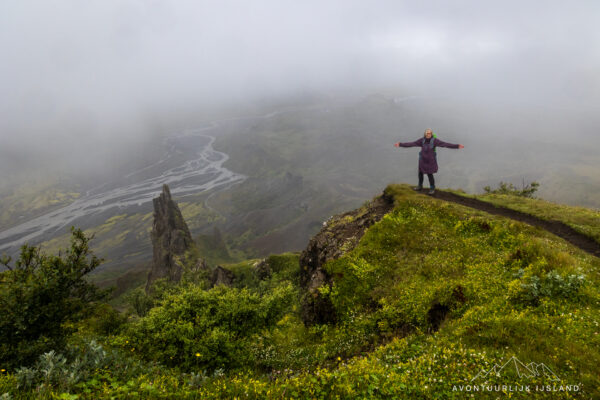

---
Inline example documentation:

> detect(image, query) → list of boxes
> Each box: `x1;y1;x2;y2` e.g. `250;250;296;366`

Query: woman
394;129;464;194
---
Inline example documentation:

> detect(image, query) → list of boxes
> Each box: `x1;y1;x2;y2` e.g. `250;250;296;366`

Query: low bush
118;282;295;372
484;180;540;197
10;339;151;396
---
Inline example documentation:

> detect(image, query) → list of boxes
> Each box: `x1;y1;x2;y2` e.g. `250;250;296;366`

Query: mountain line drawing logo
470;356;560;382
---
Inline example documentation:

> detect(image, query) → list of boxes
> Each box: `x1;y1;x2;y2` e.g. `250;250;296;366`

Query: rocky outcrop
210;265;235;287
146;184;194;291
299;191;395;326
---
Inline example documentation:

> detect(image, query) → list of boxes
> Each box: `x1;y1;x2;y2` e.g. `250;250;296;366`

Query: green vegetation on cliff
1;184;599;399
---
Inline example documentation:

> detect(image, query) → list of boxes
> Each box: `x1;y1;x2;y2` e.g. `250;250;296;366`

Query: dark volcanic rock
146;184;194;291
210;265;235;287
299;191;394;326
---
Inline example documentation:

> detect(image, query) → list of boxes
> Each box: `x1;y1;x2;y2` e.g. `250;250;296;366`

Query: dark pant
418;171;435;188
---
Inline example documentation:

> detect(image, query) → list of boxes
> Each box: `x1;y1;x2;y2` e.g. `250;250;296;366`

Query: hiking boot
428;188;436;195
413;186;423;191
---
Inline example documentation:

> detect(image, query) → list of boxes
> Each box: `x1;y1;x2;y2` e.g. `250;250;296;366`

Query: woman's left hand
458;144;464;149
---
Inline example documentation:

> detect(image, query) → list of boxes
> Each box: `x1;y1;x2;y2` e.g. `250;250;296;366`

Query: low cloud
1;0;598;175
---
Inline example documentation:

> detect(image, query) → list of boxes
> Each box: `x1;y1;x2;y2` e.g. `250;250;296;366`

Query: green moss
95;230;129;252
179;202;223;229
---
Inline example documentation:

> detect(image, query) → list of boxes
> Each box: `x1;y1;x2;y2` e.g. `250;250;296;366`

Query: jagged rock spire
146;184;194;291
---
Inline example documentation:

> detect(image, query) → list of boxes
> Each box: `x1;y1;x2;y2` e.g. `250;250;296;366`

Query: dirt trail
429;190;600;258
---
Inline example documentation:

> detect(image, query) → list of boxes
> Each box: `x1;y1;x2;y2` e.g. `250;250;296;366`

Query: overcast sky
1;1;599;172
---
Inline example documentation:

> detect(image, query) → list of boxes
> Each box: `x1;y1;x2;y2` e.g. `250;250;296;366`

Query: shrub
126;286;156;317
119;282;295;372
0;227;108;369
82;303;127;336
484;180;540;197
125;277;183;317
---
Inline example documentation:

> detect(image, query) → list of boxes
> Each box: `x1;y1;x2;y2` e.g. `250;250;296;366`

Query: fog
1;1;599;179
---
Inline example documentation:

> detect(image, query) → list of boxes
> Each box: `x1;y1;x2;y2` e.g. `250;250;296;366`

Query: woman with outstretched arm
394;129;464;194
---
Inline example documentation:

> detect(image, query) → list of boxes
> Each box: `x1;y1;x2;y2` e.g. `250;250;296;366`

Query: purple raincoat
398;137;460;174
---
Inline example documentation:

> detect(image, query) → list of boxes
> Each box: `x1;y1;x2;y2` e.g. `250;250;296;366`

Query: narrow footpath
429;190;600;258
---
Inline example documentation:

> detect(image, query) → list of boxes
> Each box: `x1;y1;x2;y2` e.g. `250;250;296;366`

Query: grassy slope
201;183;597;398
3;184;599;399
448;189;600;245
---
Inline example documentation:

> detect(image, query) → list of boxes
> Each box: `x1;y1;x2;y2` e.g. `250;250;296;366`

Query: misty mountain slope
202;95;450;256
3;93;600;282
216;95;409;186
6;183;598;398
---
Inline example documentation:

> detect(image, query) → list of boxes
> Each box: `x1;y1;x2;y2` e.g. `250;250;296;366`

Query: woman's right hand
394;142;400;147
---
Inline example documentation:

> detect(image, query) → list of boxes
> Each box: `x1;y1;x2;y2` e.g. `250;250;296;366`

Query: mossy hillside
193;229;235;265
3;184;599;399
38;213;153;265
0;177;81;231
178;201;223;230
